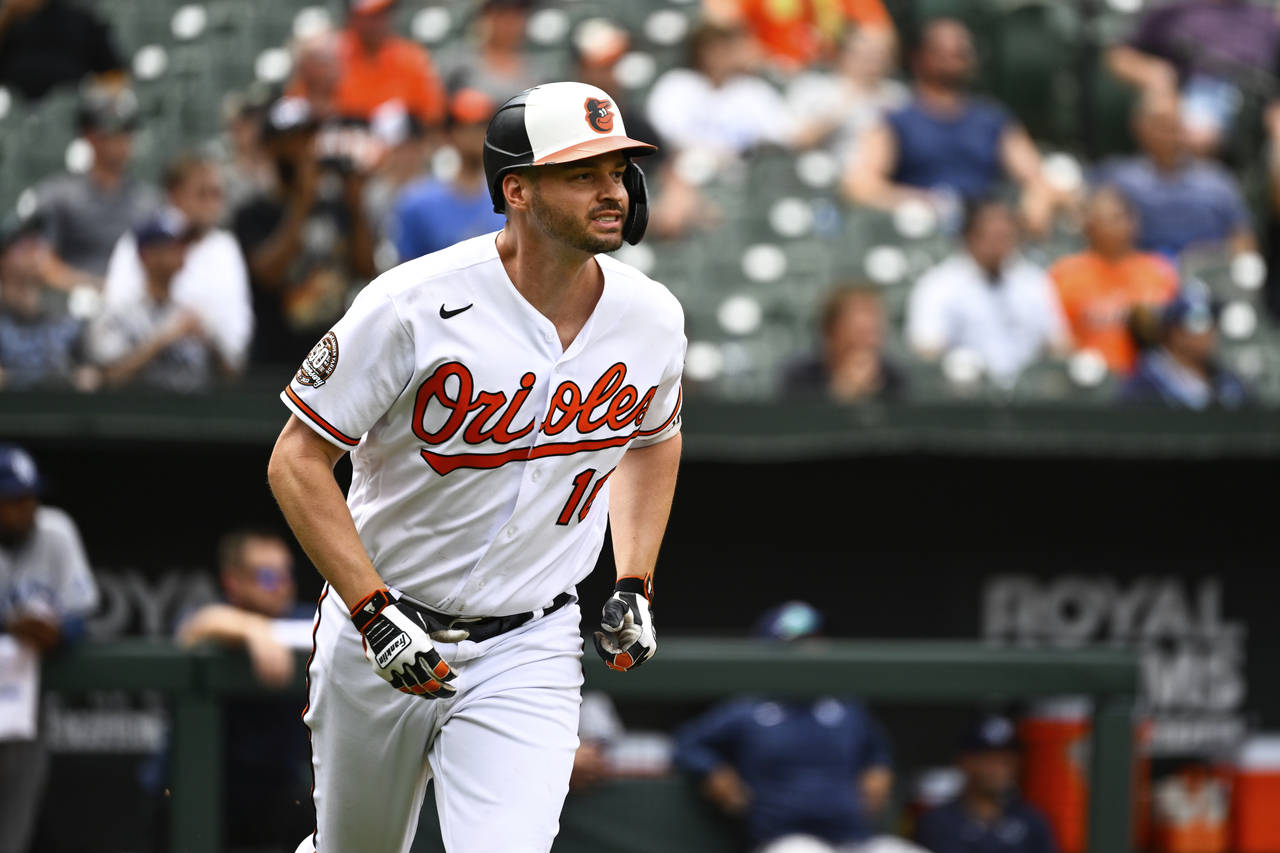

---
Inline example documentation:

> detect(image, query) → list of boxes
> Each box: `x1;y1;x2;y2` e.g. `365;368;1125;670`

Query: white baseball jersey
281;231;685;618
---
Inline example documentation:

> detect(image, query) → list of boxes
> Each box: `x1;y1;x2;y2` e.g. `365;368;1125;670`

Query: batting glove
350;588;457;699
593;575;656;672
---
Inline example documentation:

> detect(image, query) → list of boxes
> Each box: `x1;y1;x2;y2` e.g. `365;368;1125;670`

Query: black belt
399;591;575;645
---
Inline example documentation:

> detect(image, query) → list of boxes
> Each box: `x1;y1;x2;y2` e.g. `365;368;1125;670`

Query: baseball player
267;81;684;853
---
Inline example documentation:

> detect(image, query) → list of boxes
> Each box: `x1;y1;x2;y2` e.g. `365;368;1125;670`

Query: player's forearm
268;417;384;610
608;434;681;581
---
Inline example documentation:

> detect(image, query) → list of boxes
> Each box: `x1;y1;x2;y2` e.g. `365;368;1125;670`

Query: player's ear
502;170;533;213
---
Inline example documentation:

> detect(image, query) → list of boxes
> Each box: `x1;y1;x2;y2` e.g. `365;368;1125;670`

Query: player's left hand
592;575;656;672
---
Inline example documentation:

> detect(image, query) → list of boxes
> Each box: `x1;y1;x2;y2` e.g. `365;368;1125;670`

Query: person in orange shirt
1050;186;1179;373
707;0;896;71
333;0;446;129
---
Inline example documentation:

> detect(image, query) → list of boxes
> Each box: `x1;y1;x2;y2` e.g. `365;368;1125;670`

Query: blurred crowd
0;440;1066;853
1;0;1279;410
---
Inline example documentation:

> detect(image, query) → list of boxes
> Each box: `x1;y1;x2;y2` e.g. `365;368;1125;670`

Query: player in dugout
673;601;924;853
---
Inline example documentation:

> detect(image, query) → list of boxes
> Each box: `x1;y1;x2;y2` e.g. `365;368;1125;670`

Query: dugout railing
43;639;1139;853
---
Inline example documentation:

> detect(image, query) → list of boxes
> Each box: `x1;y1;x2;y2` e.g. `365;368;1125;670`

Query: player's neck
496;227;604;343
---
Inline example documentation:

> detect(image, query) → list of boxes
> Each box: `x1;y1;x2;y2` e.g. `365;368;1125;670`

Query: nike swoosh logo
440;304;473;319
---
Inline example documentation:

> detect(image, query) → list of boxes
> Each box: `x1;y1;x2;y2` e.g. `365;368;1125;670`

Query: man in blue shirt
915;717;1058;853
391;88;505;262
673;602;896;851
842;18;1059;235
1094;90;1254;260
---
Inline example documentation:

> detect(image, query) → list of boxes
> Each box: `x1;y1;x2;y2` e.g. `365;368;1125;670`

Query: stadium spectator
647;21;796;163
783;284;906;402
439;0;557;103
1121;290;1251;410
0;213;96;391
233;97;377;366
705;0;896;72
906;199;1071;385
103;153;253;375
87;212;226;392
0;444;98;853
214;89;277;217
673;602;899;853
0;0;125;101
391;88;504;262
1094;90;1254;260
174;528;313;849
787;24;910;163
32;86;158;288
288;27;344;122
915;716;1058;853
328;0;446;129
1049;187;1179;374
1106;0;1280;156
842;18;1059;236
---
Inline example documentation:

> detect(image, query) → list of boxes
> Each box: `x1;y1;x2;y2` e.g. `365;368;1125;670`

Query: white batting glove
593;575;656;672
350;588;457;699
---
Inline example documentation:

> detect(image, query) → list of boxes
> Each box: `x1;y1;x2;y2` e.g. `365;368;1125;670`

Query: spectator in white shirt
907;199;1071;385
646;21;796;163
103;152;253;374
88;212;225;392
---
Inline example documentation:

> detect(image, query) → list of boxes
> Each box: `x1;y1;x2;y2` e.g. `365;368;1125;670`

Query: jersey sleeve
631;327;686;449
280;284;415;450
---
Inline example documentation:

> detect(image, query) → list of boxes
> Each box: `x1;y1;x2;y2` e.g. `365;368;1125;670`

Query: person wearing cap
102;152;254;376
914;716;1058;853
391;88;506;261
0;212;98;391
30;84;159;289
672;602;901;853
232;94;378;366
1120;289;1251;409
85;212;226;392
0;443;98;853
268;81;682;852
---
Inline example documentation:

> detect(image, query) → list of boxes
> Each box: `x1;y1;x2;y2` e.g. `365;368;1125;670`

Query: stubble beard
529;186;625;255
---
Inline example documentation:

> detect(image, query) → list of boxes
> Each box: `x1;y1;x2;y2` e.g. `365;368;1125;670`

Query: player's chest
399;346;665;475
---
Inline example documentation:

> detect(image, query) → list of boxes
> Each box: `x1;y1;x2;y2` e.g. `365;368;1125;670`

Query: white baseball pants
295;586;584;853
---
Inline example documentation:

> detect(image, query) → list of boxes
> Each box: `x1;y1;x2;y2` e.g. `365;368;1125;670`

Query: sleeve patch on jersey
296;332;340;388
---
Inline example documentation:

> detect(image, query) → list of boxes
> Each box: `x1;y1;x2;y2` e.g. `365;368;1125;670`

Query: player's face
962;750;1019;797
226;537;296;617
172;164;225;234
0;495;38;548
527;153;629;255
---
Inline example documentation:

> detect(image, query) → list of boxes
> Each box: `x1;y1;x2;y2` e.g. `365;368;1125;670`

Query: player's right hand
349;588;457;699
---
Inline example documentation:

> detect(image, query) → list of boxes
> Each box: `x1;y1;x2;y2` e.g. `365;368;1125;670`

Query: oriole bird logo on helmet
584;98;613;134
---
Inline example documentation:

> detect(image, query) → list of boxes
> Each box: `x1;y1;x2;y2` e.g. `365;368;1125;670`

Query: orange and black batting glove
350;588;457;699
592;575;656;672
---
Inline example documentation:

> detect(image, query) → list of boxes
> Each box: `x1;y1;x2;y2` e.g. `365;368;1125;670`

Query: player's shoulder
362;232;501;302
34;505;81;544
598;253;684;327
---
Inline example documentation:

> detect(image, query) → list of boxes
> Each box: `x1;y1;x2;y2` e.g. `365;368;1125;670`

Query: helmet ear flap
622;162;648;245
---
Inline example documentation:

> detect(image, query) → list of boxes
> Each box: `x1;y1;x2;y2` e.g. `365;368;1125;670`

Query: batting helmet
483;81;657;245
